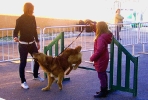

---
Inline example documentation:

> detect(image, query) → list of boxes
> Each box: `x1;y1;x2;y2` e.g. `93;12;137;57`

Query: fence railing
42;25;95;52
109;37;138;96
0;22;148;62
0;27;42;62
108;22;148;55
43;32;70;80
44;32;64;56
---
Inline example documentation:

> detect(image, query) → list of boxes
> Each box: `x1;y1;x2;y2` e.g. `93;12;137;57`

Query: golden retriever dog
60;46;82;75
32;46;82;91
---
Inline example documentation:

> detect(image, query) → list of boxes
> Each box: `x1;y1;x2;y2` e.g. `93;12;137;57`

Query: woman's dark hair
23;2;34;14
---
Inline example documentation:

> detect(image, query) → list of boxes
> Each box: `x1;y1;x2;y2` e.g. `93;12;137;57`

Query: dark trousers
97;71;108;88
115;25;121;40
19;42;39;83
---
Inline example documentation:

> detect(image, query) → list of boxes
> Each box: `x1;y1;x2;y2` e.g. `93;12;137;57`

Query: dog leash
63;23;96;51
58;27;85;56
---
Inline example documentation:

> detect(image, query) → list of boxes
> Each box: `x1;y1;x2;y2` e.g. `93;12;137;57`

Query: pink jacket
90;33;113;72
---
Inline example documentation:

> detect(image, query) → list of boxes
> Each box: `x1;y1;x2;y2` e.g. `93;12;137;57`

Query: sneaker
21;82;29;89
33;76;44;82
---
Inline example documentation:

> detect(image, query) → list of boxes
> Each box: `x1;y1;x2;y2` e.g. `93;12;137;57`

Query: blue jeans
18;42;39;83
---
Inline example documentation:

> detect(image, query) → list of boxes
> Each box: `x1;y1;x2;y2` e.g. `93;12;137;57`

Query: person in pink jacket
90;21;113;98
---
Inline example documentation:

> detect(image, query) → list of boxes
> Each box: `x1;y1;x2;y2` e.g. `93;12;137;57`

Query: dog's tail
75;46;82;53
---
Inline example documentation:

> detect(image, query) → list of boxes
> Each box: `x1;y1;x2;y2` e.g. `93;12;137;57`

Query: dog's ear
33;58;38;62
62;48;72;55
75;46;82;52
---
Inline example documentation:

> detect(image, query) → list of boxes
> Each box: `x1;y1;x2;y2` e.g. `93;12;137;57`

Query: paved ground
0;43;148;100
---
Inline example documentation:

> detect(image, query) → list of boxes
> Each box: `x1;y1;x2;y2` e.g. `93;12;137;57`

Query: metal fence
0;22;148;63
0;27;42;62
109;22;148;55
42;25;95;53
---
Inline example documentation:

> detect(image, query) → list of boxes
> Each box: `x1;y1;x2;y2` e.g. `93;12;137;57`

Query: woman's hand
13;37;19;42
36;42;40;50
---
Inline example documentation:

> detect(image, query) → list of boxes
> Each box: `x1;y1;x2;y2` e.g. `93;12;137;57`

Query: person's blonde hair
23;2;34;14
95;21;109;40
116;9;120;13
